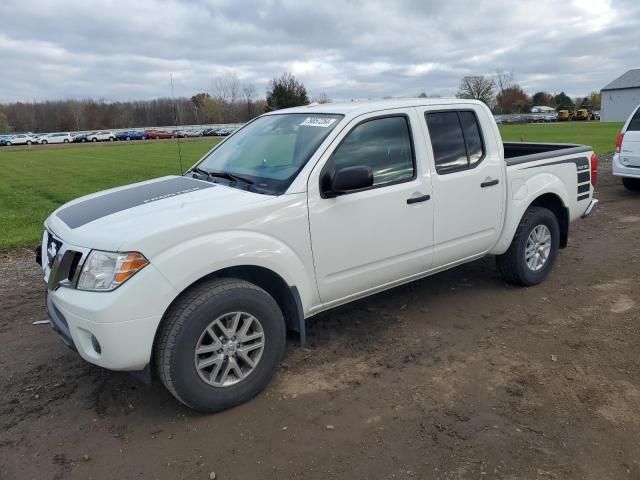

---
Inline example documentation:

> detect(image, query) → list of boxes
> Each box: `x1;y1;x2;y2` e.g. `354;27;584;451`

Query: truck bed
504;142;592;165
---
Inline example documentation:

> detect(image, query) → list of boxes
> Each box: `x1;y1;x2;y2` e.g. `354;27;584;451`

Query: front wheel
155;278;286;412
41;140;47;144
622;177;640;191
496;206;560;286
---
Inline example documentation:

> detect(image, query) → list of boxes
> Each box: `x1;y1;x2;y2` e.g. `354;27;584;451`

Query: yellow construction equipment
557;108;574;121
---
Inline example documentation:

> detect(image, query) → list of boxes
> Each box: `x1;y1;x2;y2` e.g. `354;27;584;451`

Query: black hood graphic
56;177;214;229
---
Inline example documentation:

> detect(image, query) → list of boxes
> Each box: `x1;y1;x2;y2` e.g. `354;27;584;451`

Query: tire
82;138;86;142
496;206;560;286
92;137;97;142
155;278;286;412
63;139;69;143
41;140;47;144
622;177;640;191
126;136;131;141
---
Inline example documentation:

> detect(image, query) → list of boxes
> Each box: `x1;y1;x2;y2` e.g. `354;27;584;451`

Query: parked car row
0;132;74;145
0;126;239;147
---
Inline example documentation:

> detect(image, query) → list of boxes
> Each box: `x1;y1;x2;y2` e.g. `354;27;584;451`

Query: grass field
499;121;622;155
0;121;624;249
0;139;219;249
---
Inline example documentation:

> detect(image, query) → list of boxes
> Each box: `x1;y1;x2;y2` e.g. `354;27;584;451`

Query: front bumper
44;261;176;372
612;153;640;178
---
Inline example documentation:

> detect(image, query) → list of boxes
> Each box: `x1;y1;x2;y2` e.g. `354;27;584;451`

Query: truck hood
46;175;272;252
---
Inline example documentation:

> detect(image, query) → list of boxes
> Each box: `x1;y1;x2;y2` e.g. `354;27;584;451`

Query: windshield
193;113;343;194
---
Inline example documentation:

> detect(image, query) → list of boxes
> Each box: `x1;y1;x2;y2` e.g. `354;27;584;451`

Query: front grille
44;230;88;289
46;232;62;268
67;252;82;282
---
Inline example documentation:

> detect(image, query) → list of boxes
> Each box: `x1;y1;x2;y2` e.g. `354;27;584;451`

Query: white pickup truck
39;99;598;412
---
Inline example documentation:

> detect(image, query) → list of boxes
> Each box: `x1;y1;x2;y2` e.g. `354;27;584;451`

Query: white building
601;69;640;122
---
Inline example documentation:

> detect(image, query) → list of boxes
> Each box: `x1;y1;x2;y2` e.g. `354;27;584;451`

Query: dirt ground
1;158;639;480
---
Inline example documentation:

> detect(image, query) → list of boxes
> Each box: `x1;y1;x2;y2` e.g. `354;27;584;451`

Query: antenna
170;73;184;175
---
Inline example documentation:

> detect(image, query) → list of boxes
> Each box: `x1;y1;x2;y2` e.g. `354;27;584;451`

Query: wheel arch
529;193;569;248
153;264;306;356
492;187;570;255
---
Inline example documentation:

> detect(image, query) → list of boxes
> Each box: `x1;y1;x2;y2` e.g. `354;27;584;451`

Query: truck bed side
491;143;596;255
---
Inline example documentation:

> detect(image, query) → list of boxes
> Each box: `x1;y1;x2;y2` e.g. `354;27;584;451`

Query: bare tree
456;76;496;106
494;69;514;95
312;93;331;104
213;72;241;104
242;82;257;119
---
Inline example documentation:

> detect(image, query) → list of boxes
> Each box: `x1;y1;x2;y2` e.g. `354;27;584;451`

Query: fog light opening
91;335;102;355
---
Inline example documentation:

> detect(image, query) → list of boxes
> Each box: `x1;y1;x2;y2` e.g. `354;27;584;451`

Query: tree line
455;70;601;114
0;68;602;134
0;72;315;134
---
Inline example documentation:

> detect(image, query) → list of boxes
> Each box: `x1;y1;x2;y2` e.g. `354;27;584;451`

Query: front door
307;110;434;305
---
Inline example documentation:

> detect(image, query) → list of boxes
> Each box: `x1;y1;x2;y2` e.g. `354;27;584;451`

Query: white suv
613;104;640;190
88;131;116;142
40;133;73;144
5;133;35;146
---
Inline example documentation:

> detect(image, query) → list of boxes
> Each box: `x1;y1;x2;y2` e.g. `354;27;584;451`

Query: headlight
77;251;149;291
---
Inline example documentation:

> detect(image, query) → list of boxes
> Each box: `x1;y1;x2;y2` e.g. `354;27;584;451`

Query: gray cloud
0;0;638;102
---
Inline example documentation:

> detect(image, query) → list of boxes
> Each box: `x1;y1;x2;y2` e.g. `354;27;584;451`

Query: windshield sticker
300;117;337;128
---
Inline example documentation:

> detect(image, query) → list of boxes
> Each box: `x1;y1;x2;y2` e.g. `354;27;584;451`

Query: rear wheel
622;177;640;191
92;137;97;142
155;278;286;412
496;206;560;286
63;139;69;143
41;140;47;144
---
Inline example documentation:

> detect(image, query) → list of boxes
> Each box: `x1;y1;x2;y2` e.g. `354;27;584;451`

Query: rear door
621;106;640;167
417;105;505;267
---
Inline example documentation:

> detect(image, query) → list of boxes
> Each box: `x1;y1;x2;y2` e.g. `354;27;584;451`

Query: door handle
481;179;499;188
406;194;431;204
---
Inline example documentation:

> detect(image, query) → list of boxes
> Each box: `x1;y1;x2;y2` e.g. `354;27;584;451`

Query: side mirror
326;165;374;196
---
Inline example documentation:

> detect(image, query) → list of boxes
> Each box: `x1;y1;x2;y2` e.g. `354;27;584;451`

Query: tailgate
621;130;640;167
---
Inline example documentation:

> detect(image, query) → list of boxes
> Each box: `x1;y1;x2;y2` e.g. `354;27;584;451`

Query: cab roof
269;98;485;117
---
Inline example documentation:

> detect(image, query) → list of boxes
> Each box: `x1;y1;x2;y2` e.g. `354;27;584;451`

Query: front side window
426;110;485;174
328;115;415;187
196;113;343;195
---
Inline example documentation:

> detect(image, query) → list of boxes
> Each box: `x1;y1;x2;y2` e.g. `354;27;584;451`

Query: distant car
215;127;235;136
5;133;36;146
172;129;189;138
0;135;13;146
87;131;116;142
73;132;89;143
116;130;146;141
144;129;175;140
32;134;48;144
201;128;219;136
39;132;73;144
182;129;204;138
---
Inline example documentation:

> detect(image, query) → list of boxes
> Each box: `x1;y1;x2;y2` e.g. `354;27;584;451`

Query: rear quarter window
628;108;640;131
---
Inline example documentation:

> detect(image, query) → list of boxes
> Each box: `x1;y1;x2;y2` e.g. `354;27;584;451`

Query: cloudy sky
0;0;638;103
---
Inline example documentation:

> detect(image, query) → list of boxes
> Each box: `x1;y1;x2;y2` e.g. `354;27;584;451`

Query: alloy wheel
194;311;265;387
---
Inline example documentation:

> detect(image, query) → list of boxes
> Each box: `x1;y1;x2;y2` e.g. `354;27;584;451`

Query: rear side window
426;110;485;174
329;115;415;187
628;108;640;131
